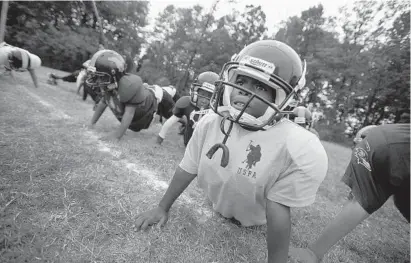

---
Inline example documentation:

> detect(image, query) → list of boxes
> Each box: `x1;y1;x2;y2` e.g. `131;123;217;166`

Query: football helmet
291;106;312;128
85;49;126;90
210;40;306;130
190;71;219;109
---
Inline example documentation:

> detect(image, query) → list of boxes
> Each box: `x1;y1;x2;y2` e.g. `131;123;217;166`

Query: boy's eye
235;79;244;85
255;84;267;91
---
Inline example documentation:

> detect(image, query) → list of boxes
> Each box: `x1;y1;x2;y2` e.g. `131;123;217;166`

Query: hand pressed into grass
99;132;120;142
288;247;319;263
133;206;168;231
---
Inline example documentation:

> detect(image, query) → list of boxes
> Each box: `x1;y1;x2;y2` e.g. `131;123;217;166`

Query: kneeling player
86;50;161;141
156;71;219;146
0;42;42;88
290;123;410;263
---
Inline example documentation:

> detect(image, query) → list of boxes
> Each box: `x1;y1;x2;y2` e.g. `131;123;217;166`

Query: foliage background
2;0;409;145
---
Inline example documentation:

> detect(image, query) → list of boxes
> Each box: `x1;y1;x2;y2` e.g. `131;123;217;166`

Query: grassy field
0;66;409;263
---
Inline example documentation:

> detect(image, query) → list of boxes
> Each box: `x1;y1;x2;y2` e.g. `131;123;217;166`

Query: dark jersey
157;88;175;119
173;96;197;145
173;96;211;145
342;124;410;221
104;74;157;132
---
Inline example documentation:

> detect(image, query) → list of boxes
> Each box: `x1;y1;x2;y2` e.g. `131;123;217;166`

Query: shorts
128;110;155;132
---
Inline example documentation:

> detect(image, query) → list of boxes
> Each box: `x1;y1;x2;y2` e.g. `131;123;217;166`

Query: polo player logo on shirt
354;146;371;172
237;140;262;179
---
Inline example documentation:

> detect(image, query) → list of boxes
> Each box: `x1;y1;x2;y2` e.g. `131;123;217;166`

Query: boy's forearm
158;115;180;139
266;201;291;263
159;166;197;212
28;69;39;88
308;199;369;259
91;101;107;124
114;105;136;139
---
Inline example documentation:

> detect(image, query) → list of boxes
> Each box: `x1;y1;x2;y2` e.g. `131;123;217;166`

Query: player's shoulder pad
175;96;192;109
195;110;219;128
118;74;144;103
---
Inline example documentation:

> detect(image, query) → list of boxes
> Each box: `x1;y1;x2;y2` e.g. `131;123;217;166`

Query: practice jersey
173;96;211;145
157;86;175;119
0;45;13;67
342;124;410;218
179;113;328;226
104;74;157;132
0;45;41;70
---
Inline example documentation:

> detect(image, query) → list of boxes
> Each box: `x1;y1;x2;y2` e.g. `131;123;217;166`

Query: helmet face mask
210;40;306;130
86;69;113;89
85;50;126;91
190;71;219;109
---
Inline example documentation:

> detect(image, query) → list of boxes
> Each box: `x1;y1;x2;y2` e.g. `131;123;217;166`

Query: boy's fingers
134;215;145;231
158;216;167;227
141;220;150;231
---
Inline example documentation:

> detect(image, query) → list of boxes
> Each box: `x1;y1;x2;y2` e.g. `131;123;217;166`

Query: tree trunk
91;0;106;47
0;0;9;43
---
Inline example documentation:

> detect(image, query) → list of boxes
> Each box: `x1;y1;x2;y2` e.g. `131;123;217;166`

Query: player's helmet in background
190;71;219;109
291;106;312;127
210;39;306;130
86;49;126;90
353;125;377;145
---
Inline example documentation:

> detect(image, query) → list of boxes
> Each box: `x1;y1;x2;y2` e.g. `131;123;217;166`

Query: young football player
156;71;219;146
47;59;91;93
86;49;173;141
0;42;42;88
134;40;329;263
289;123;410;263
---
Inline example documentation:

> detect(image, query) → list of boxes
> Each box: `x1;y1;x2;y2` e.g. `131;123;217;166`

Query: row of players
1;40;409;263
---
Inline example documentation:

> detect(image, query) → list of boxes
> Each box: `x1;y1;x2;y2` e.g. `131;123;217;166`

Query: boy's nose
238;88;251;96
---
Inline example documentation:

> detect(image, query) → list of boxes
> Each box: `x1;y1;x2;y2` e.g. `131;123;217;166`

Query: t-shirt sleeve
179;113;213;174
118;74;146;105
267;135;328;207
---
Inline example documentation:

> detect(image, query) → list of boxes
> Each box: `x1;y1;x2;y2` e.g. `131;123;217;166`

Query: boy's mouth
232;100;250;111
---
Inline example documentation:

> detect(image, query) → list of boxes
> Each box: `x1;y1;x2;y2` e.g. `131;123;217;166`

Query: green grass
0;67;409;263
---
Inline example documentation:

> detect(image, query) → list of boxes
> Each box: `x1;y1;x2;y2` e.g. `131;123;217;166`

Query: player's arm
307;199;369;260
157;115;181;144
159;166;197;211
28;69;39;88
266;200;291;263
112;104;137;140
90;99;107;125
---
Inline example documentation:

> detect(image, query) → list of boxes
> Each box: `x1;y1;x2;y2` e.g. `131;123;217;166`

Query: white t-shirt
179;113;328;226
0;45;41;69
0;45;13;67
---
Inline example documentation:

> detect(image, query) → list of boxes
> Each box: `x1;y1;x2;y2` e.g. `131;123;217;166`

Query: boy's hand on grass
133;206;168;231
289;247;320;263
156;135;164;145
100;133;120;142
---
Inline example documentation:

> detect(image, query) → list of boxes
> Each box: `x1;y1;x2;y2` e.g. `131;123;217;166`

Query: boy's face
196;89;212;109
229;75;274;118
